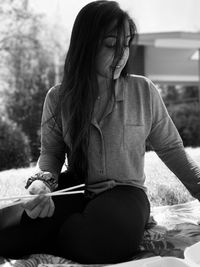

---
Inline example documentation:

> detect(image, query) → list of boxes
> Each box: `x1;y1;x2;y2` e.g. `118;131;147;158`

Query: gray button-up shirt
38;75;200;198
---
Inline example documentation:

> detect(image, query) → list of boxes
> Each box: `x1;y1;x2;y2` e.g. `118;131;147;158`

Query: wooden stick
0;190;85;209
48;190;85;196
52;183;85;193
0;183;85;202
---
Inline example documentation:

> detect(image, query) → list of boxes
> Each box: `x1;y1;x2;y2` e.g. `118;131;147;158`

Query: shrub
0;117;31;171
167;102;200;147
146;102;200;151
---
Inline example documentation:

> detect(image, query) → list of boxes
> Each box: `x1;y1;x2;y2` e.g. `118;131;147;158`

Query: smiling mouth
110;64;123;70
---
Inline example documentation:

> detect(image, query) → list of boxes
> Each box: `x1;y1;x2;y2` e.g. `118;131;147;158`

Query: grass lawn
144;147;200;206
0;147;200;207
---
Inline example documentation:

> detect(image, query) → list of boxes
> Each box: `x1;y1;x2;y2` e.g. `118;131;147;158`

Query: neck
97;75;111;96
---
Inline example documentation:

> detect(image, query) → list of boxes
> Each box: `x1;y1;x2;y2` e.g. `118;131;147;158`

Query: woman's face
96;20;131;80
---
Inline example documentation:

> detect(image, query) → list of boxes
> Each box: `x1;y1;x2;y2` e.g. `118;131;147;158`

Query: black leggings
0;172;150;264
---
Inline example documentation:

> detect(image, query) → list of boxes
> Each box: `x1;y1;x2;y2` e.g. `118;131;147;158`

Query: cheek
97;51;113;70
123;48;130;63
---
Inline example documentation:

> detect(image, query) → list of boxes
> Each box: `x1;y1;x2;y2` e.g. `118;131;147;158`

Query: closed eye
104;36;117;48
104;35;132;49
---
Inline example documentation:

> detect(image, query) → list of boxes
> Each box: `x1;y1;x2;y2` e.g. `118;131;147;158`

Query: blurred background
0;0;200;171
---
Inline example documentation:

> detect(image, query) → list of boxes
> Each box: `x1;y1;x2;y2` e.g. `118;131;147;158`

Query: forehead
105;20;130;37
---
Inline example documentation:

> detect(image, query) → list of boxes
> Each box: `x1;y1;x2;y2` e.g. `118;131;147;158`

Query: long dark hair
57;1;137;181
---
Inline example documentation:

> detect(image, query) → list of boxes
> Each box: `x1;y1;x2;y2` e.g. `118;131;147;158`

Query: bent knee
57;213;142;264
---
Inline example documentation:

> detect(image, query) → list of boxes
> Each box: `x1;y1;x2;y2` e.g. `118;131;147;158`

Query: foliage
167;102;200;147
0;117;31;171
146;85;200;150
146;102;200;150
0;0;66;161
160;84;199;104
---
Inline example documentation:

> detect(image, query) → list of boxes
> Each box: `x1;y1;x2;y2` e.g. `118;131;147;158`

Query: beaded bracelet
25;172;58;191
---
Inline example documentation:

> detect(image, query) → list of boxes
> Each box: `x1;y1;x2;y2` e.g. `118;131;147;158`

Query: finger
25;196;50;219
21;195;45;211
39;200;50;218
26;200;49;219
26;205;41;219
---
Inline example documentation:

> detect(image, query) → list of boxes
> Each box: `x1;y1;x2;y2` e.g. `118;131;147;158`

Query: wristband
25;172;58;191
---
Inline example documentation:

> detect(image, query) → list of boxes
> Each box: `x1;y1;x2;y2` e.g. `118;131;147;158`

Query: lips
110;62;124;71
115;61;125;69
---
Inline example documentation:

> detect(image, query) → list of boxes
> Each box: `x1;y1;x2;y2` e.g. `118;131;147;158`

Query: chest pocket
123;124;145;151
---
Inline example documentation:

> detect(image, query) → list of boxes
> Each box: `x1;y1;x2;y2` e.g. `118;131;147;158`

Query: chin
113;68;123;79
113;73;121;79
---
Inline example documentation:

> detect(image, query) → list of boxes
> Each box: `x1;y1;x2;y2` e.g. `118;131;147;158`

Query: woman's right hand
21;180;55;219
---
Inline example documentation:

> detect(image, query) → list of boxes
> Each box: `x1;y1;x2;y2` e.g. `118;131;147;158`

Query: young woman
1;0;200;264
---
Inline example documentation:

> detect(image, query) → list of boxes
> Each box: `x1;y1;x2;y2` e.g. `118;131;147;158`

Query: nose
123;46;129;57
